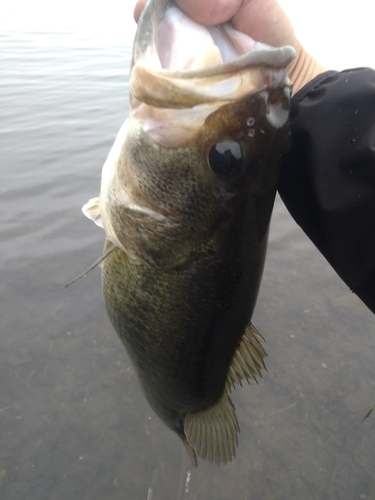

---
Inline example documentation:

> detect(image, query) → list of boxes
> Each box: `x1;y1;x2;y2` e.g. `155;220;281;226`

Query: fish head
87;0;295;268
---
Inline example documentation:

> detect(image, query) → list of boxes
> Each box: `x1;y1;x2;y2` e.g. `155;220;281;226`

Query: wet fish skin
101;91;289;463
84;0;294;465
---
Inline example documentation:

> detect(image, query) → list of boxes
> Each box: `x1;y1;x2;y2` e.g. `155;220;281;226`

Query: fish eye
208;140;243;179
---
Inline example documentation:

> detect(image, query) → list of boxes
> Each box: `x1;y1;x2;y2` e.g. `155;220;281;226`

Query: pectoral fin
82;197;103;228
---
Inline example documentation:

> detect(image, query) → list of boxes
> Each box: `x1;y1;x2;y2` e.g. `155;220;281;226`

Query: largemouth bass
83;0;295;466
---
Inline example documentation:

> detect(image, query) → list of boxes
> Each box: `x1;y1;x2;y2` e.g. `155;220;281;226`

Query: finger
134;0;147;22
134;0;243;25
174;0;243;25
232;0;296;47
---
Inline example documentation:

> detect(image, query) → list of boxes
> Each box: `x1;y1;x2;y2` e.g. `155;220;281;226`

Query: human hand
134;0;326;95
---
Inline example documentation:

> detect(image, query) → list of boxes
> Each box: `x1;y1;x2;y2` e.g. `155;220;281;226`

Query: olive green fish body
102;196;267;434
83;0;295;465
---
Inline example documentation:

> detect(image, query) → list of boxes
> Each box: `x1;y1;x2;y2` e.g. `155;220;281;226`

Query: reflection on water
1;28;375;500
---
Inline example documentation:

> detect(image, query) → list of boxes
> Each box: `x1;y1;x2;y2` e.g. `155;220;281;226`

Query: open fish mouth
131;0;295;107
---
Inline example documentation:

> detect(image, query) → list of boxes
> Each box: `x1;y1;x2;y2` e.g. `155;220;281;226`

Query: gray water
1;28;375;500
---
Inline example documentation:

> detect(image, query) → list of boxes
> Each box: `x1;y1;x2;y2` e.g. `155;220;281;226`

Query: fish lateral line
63;243;117;288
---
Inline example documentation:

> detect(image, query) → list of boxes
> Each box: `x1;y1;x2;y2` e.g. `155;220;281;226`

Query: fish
82;0;295;466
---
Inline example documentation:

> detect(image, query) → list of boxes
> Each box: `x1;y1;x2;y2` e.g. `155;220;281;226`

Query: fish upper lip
136;45;296;80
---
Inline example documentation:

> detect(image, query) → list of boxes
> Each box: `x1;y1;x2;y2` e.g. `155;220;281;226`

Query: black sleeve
278;68;375;313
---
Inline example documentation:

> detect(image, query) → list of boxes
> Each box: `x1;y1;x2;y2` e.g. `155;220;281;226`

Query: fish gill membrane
82;0;295;466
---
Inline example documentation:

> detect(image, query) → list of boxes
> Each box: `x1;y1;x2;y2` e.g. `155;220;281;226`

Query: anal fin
184;392;239;466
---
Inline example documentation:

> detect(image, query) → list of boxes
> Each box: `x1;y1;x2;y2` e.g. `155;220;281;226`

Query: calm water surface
1;28;375;500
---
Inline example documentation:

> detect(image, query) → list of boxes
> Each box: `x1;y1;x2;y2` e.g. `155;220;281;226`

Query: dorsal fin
226;323;267;392
184;392;239;465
